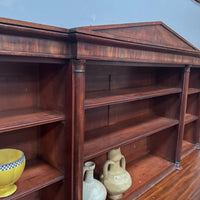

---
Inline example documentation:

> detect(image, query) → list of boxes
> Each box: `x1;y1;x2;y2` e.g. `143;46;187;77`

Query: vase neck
110;160;121;172
84;169;94;182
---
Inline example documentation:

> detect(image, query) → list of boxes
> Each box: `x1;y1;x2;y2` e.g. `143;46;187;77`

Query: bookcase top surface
0;17;69;34
71;21;199;53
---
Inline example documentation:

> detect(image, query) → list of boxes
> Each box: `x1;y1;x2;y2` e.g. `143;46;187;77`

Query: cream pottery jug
101;148;132;200
83;161;107;200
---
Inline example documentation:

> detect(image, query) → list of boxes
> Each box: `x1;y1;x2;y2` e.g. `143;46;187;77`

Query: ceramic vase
101;148;132;200
83;161;107;200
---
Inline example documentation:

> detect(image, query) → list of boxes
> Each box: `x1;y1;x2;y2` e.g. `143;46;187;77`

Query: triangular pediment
86;22;197;51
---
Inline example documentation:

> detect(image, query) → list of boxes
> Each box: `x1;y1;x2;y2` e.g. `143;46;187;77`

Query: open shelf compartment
84;93;180;160
88;126;178;200
182;92;200;158
84;115;178;160
84;63;182;199
1;160;64;200
0;62;68;199
182;121;198;158
85;65;183;109
188;68;200;95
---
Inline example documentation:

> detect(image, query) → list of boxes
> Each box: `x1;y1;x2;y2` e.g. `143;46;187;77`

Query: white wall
0;0;199;48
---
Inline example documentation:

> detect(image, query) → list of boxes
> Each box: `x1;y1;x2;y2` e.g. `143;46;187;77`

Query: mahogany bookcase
0;18;200;200
70;22;200;200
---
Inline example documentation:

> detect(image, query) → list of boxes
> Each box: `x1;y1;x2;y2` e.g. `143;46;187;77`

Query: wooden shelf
181;140;195;159
2;160;64;200
84;115;179;160
85;87;182;109
185;113;198;125
122;154;175;200
188;88;200;95
0;109;65;133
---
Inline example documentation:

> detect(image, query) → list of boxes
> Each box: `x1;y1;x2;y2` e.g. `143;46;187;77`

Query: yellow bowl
0;149;25;198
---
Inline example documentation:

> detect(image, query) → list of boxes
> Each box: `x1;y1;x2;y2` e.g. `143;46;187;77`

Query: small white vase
83;161;107;200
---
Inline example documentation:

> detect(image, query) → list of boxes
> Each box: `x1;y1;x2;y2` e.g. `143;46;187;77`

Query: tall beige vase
101;148;132;200
83;161;107;200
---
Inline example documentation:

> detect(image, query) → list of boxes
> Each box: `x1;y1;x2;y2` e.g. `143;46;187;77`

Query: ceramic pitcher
101;148;132;200
83;161;107;200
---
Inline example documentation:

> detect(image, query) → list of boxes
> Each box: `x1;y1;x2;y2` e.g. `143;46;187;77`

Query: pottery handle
120;155;126;170
83;166;87;181
103;160;115;180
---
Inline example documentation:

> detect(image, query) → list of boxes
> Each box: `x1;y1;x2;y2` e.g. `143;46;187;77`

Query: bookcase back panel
184;122;196;144
40;181;65;200
109;99;153;125
85;99;153;132
187;94;199;116
121;138;149;163
85;65;111;92
152;94;180;119
155;67;183;88
149;126;178;162
0;63;66;113
85;65;183;93
85;65;156;92
189;68;200;89
85;106;108;131
40;122;65;171
39;64;66;112
0;127;38;161
0;63;39;111
110;67;156;90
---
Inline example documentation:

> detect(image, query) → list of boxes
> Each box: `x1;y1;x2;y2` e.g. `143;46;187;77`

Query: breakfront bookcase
0;18;200;200
70;22;200;200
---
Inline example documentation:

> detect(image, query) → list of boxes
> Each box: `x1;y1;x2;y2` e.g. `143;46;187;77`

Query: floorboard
137;150;200;200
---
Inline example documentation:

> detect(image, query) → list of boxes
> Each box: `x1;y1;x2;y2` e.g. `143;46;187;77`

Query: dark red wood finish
0;18;71;200
72;60;85;200
71;22;200;200
175;65;191;167
0;17;200;200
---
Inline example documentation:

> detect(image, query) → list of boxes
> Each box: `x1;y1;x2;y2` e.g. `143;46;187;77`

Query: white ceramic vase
83;161;107;200
101;148;132;200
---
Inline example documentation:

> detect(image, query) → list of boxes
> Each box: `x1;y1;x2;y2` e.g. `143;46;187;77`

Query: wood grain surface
137;151;200;200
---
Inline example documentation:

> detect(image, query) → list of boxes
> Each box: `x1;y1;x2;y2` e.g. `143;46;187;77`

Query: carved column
176;65;191;168
72;59;86;200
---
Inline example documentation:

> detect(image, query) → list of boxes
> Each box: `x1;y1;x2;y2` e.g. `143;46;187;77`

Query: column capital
185;65;191;73
71;59;86;73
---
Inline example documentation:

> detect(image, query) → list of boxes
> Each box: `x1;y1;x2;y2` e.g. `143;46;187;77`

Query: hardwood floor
137;150;200;200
